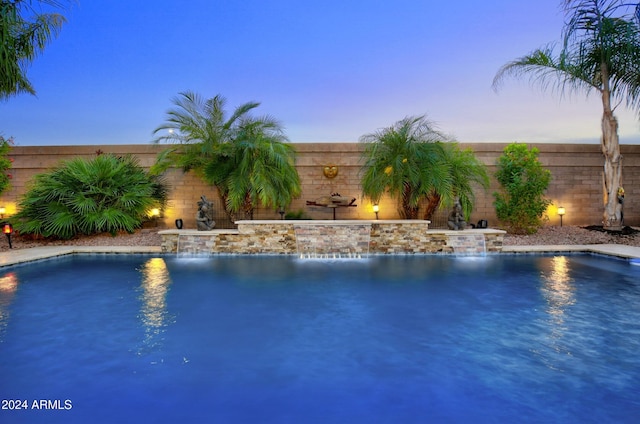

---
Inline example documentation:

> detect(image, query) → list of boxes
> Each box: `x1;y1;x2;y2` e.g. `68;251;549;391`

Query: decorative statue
617;186;625;225
196;195;216;231
447;200;467;231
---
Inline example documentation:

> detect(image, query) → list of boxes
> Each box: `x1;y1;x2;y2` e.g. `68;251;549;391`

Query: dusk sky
2;0;640;146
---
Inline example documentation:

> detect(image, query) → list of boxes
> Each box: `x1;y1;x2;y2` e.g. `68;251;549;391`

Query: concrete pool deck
1;243;640;268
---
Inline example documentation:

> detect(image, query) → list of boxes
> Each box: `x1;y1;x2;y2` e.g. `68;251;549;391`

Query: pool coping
501;244;640;259
1;243;640;267
0;246;163;267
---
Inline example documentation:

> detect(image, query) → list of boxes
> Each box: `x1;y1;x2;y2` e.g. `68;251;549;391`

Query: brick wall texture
1;142;639;228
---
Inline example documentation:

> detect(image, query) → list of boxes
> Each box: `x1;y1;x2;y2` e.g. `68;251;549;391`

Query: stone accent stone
294;223;371;256
371;222;447;254
447;233;487;255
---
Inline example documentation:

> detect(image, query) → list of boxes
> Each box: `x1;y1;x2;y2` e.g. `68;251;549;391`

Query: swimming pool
0;254;639;423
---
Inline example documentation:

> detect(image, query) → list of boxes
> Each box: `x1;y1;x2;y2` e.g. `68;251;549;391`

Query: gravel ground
503;225;640;247
0;229;163;252
1;225;640;253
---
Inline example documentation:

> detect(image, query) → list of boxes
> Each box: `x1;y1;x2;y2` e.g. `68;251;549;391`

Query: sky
2;0;640;146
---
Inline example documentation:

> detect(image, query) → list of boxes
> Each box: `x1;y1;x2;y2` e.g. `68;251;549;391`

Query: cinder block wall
1;143;638;229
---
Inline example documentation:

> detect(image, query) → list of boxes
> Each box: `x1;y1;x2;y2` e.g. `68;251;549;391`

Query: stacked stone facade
159;221;505;255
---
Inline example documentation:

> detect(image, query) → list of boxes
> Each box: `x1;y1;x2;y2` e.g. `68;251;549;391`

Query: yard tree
1;0;68;100
493;0;640;230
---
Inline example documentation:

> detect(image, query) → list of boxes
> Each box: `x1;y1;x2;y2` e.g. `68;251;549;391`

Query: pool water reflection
0;254;639;423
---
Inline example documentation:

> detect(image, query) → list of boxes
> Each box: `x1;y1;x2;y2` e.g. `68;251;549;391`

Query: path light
557;206;566;227
373;203;379;220
0;206;5;218
148;208;161;228
278;206;285;220
3;222;13;249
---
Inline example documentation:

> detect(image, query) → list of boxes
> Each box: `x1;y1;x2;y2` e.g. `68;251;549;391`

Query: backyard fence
1;143;639;229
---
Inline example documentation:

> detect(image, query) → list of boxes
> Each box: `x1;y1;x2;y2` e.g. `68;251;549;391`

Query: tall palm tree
360;115;488;219
1;0;68;100
493;0;640;230
152;91;300;221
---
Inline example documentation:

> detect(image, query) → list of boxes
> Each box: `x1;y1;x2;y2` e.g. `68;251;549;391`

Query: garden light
373;203;379;220
3;222;13;249
557;206;566;227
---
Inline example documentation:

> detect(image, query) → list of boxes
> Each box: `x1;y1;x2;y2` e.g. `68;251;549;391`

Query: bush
13;154;168;239
493;143;551;234
284;209;311;220
0;136;13;196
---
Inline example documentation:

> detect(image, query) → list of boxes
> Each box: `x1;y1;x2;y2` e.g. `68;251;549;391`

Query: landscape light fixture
148;208;161;228
557;206;566;227
279;206;285;220
3;222;13;249
0;206;5;218
373;203;379;220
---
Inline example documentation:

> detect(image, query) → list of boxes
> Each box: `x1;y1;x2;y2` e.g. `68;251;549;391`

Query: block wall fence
1;143;639;229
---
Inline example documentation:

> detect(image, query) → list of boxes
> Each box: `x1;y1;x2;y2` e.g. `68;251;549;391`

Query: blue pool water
0;254;639;423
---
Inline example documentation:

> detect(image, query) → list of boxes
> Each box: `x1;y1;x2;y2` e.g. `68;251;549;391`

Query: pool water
0;254;639;423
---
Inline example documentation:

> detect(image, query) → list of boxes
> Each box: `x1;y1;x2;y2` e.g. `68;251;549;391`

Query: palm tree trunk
600;66;623;231
401;183;419;219
423;192;441;220
601;110;623;230
243;193;254;220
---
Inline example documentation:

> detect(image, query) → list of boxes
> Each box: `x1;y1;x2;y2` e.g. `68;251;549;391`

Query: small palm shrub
359;115;489;220
13;154;168;239
493;143;551;234
152;91;301;221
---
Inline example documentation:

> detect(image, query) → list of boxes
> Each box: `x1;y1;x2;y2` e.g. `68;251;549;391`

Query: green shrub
493;143;552;234
0;136;13;196
284;209;311;220
13;154;168;239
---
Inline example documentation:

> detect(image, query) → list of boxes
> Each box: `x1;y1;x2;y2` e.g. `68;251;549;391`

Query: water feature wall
447;233;487;256
176;233;219;256
294;223;371;258
160;221;505;255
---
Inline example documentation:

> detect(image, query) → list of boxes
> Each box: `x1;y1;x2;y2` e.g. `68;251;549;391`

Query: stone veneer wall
1;143;639;227
293;222;371;256
159;221;505;255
